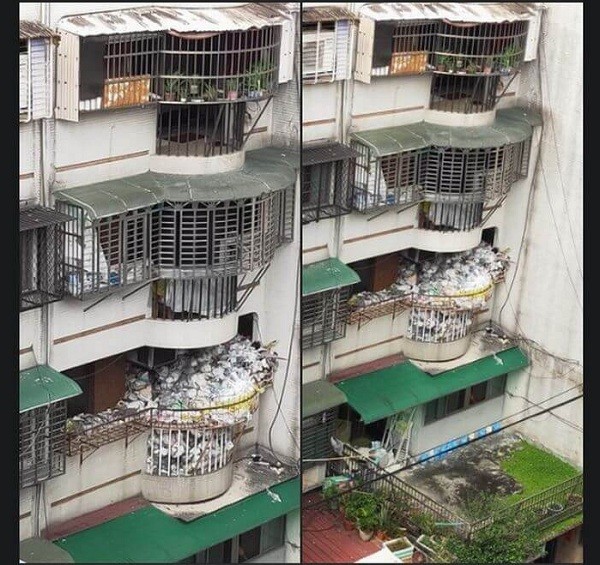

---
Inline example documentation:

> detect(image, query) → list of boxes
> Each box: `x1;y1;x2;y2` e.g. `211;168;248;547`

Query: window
302;143;357;223
424;374;507;424
177;516;286;563
302;287;353;349
302;408;337;469
372;21;437;76
20;213;67;312
302;20;351;84
237;313;257;340
20;40;29;115
19;402;68;488
352;142;425;212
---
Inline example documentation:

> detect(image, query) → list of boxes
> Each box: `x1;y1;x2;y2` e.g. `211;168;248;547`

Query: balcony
54;147;296;299
55;5;292;121
315;434;581;562
349;107;539;226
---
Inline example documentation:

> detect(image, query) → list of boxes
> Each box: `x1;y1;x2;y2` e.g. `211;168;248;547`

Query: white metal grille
302;20;350;84
407;306;474;343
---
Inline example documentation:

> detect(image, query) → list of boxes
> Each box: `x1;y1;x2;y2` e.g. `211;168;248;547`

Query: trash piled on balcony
66;336;278;438
349;243;510;312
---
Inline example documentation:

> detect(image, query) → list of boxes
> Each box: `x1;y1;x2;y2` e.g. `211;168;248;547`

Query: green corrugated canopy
350;107;541;157
20;365;83;413
336;347;529;424
303;380;347;418
54;147;298;220
302;258;360;297
54;477;299;563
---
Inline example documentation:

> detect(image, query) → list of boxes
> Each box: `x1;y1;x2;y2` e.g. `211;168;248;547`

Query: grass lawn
499;441;580;504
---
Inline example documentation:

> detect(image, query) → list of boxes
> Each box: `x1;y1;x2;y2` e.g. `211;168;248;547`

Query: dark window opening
301;157;355;224
430;73;501;113
237;312;257;340
302;408;338;469
19;401;67;488
302;287;353;349
482;227;497;247
20;223;66;312
157;102;246;157
424;374;507;424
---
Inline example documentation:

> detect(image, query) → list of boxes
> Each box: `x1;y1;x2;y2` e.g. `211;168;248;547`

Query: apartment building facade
300;2;582;562
19;3;301;563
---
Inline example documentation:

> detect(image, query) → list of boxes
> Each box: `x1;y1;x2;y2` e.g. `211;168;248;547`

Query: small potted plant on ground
483;58;493;74
322;482;339;511
436;55;452;72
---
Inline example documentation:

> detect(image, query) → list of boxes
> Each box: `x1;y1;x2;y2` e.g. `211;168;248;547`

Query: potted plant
356;505;381;541
245;59;272;98
436;55;452;73
455;58;466;74
466;61;478;74
322;482;339;511
226;78;239;100
163;75;180;101
178;80;189;103
384;537;415;561
202;82;218;102
483;58;493;75
499;44;520;75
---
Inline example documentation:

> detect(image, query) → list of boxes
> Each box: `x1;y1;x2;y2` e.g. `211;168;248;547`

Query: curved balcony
141;391;269;503
349;108;537;232
55;148;297;299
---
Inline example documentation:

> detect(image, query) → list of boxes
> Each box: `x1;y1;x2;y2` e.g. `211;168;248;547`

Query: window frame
301;287;353;349
423;374;507;425
302;408;338;469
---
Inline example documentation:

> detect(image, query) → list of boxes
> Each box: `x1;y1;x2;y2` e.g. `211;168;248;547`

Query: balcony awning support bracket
494;71;520;104
236;264;271;312
481;194;509;227
121;279;157;301
241;96;273;148
82;292;113;313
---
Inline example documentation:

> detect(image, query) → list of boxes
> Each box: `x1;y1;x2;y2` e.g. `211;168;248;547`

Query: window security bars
19;402;67;489
302;287;353;349
157;102;245;157
302;159;355;223
151;276;238;320
19;41;30;118
20;224;66;312
430;73;501;113
372;21;436;76
158;28;280;104
302;18;352;83
351;140;530;219
57;190;293;299
302;408;337;469
352;143;425;212
433;21;529;77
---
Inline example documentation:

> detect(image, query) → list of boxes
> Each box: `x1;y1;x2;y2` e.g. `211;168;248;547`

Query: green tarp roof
303;379;347;418
302;258;360;297
20;365;83;413
336;347;529;424
20;537;74;563
350;107;541;157
54;147;299;220
54;477;299;563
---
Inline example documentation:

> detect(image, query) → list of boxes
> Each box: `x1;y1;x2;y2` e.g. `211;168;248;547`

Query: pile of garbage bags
348;243;510;311
66;336;279;438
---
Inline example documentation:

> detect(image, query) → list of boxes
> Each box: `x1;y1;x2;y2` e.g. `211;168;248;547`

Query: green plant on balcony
163;74;181;101
499;44;521;75
322;482;340;510
245;59;274;97
202;82;218;102
436;55;454;73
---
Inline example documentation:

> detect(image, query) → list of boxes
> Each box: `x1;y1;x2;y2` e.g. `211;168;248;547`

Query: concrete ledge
402;335;472;362
424;109;496;127
149;150;245;175
414;227;483;253
141;462;234;503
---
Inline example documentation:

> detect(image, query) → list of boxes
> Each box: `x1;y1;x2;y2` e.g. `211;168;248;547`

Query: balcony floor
302;490;381;563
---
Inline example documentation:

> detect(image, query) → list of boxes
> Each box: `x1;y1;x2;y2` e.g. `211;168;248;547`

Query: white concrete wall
494;3;583;467
302;82;339;143
19;122;37;202
411;396;505;454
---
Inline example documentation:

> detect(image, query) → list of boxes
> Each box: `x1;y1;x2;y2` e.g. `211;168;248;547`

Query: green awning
350;107;541;157
54;477;299;563
54;147;298;220
302;258;360;297
303;379;347;418
336;347;529;424
20;537;75;563
20;365;83;413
